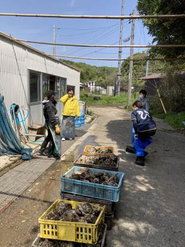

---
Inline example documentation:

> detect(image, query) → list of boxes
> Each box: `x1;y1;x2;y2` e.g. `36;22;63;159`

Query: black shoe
39;150;47;156
53;154;61;160
48;154;54;158
135;156;145;166
126;146;136;154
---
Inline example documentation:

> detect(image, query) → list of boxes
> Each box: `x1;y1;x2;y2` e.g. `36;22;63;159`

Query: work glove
55;125;61;135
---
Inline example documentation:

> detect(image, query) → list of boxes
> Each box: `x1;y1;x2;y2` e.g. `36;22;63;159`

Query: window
42;74;49;100
42;74;57;100
57;77;67;99
30;72;41;103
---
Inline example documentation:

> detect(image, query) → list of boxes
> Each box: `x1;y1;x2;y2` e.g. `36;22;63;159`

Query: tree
137;0;185;57
121;51;166;88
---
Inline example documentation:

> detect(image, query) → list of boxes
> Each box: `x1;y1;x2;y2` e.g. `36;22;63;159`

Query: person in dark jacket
40;90;61;159
126;100;157;166
138;89;150;112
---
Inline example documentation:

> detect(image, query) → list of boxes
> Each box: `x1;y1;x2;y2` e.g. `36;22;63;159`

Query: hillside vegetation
61;60;117;88
61;54;167;90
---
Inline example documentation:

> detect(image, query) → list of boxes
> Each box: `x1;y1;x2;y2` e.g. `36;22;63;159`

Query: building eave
0;31;80;73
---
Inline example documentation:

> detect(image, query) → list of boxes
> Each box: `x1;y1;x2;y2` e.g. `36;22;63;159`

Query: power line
50;54;185;61
80;41;119;58
57;28;119;37
58;20;130;56
61;24;122;56
61;25;122;56
71;20;130;59
0;13;185;19
17;39;185;48
56;23;120;31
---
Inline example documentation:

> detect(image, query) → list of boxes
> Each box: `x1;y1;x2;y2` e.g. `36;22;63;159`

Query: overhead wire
55;20;130;60
61;20;129;55
56;23;120;31
79;41;119;58
57;28;120;37
61;23;122;56
60;25;119;55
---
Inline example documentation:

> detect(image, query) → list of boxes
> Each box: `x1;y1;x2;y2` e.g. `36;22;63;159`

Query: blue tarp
0;94;32;159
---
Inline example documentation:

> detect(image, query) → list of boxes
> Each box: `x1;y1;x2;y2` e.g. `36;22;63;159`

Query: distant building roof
141;73;165;80
141;72;185;81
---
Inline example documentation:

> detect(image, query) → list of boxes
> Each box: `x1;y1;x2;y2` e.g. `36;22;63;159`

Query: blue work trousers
133;136;152;157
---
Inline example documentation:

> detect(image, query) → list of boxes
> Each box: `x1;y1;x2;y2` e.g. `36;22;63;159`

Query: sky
0;0;153;67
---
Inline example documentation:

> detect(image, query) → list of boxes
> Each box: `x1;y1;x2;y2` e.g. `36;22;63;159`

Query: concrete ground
0;106;185;247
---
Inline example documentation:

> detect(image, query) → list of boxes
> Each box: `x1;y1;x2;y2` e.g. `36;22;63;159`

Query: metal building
0;32;80;125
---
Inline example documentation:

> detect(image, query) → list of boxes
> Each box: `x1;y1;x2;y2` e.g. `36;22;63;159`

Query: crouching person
126;101;156;166
40;90;61;159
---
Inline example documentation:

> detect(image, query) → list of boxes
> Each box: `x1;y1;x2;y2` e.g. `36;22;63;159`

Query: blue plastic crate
61;166;125;202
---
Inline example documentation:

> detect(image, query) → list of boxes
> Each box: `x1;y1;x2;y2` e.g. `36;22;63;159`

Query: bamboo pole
17;39;185;48
0;13;185;19
156;89;167;114
48;54;185;61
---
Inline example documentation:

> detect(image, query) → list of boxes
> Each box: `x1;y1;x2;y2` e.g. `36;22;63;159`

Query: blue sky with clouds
0;0;153;67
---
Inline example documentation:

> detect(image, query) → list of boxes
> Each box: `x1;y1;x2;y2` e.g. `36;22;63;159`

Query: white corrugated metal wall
0;34;80;125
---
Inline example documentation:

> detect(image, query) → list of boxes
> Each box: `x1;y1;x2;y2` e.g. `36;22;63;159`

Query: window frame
29;70;41;105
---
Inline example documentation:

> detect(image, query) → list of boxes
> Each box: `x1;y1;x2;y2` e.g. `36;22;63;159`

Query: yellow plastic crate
38;199;105;244
83;145;114;156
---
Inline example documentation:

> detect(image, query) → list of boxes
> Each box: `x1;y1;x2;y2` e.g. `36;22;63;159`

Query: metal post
146;50;149;76
53;25;56;57
127;9;135;109
115;0;125;97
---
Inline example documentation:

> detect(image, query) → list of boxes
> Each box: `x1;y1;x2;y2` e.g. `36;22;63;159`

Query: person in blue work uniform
126;100;157;166
130;89;150;144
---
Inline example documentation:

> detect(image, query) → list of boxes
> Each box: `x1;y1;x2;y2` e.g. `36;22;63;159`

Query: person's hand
134;134;138;139
55;125;61;135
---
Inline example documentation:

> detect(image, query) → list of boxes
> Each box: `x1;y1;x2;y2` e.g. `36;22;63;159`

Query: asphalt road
0;106;185;247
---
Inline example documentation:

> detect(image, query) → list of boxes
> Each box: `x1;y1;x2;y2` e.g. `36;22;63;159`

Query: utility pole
127;9;135;108
53;25;56;57
115;0;125;97
146;50;149;76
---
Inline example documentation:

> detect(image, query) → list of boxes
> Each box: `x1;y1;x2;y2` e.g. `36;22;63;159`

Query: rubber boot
135;156;145;166
126;145;136;154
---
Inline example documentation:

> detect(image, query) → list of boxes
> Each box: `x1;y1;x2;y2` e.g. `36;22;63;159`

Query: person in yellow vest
60;88;80;141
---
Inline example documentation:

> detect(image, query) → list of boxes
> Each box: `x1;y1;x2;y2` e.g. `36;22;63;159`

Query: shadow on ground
105;117;185;247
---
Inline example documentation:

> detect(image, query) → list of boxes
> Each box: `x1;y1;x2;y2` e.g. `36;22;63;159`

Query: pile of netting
0;94;32;160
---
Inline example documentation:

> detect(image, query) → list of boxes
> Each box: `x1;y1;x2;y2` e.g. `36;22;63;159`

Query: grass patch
87;109;93;116
80;92;137;107
151;111;185;130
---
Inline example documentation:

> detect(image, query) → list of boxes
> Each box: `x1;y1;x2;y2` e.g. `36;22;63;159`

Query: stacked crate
61;145;125;230
33;145;124;246
33;199;107;246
